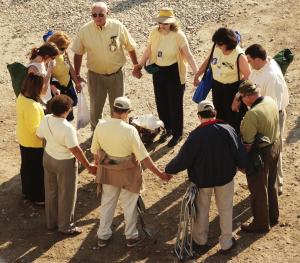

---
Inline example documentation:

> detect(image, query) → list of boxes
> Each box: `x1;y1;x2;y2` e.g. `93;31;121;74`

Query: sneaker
97;238;111;248
220;237;237;255
126;235;145;248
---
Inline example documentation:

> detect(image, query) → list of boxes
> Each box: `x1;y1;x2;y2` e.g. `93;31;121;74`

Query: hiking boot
97;238;111;248
126;235;145;248
220;237;237;255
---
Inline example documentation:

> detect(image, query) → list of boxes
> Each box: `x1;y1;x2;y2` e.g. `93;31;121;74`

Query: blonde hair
47;31;71;49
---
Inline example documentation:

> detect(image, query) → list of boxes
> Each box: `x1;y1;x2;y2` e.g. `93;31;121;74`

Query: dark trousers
152;63;185;138
246;141;280;228
20;145;45;202
51;79;78;121
212;79;247;133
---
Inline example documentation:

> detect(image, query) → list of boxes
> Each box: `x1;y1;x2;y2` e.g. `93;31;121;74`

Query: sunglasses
92;13;105;18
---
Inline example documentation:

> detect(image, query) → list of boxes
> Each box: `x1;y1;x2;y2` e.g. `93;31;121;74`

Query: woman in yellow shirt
47;32;81;121
16;73;45;204
135;8;198;147
194;28;251;132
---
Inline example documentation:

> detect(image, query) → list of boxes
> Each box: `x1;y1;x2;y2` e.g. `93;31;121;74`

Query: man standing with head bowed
71;1;141;130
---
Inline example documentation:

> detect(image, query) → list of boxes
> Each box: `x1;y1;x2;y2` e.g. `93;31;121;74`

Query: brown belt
100;67;122;77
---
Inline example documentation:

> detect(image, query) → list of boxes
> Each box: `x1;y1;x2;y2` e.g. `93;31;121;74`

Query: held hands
50;85;61;96
88;163;98;175
158;171;173;182
132;64;142;79
75;75;87;93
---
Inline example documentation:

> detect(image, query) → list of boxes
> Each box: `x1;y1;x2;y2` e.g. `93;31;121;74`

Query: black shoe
192;240;211;255
167;136;182;147
241;222;269;233
220;237;236;255
158;130;172;143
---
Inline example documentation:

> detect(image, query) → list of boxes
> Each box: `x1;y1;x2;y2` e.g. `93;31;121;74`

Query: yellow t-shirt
91;118;149;162
52;55;70;87
16;94;44;148
211;45;244;84
148;26;188;84
71;19;136;75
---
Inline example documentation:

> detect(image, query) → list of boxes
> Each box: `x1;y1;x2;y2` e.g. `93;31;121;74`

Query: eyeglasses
217;42;225;46
92;13;105;18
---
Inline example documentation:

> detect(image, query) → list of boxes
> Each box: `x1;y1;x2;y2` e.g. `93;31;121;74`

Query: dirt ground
0;0;299;262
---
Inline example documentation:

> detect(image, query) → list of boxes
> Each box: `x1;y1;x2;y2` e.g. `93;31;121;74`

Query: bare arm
65;52;82;92
180;45;198;74
69;146;97;174
141;156;171;181
138;45;151;67
193;56;210;86
128;49;139;66
74;54;85;83
239;54;251;80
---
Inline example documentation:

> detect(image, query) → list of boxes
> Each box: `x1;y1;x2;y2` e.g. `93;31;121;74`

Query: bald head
91;2;108;27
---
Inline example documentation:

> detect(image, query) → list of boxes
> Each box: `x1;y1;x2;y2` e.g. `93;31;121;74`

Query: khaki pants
192;180;234;250
43;152;78;232
88;69;124;129
97;184;139;240
277;109;286;189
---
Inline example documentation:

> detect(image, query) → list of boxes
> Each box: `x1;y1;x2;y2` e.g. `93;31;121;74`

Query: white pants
97;184;139;240
277;109;286;189
192;180;234;250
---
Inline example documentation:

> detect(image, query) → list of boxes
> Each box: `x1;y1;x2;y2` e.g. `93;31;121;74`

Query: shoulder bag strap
237;53;243;81
203;43;216;78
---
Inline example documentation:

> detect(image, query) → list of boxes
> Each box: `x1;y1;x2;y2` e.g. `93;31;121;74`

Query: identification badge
157;50;163;58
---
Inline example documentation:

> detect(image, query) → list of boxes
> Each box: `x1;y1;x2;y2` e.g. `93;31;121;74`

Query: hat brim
156;16;176;24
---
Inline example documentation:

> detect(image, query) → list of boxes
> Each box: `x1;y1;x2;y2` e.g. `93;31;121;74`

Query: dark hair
245;44;267;60
20;73;44;101
30;42;59;60
212;27;238;50
49;95;73;116
113;106;129;114
198;109;216;118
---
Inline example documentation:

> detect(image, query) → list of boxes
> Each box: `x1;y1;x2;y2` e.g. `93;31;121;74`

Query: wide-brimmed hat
113;96;131;110
156;7;176;24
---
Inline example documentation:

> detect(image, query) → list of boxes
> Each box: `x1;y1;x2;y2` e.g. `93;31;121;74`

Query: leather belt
100;67;122;77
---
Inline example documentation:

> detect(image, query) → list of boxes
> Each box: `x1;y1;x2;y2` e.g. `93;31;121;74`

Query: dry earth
0;0;299;262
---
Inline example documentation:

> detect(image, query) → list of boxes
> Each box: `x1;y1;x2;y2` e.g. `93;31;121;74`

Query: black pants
212;79;247;133
152;63;185;138
246;141;280;228
51;79;78;121
20;145;45;202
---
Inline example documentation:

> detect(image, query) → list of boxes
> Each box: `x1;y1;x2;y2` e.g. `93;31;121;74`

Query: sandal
60;227;82;235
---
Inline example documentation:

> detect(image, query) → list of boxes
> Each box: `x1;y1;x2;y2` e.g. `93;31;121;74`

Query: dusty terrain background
0;0;299;262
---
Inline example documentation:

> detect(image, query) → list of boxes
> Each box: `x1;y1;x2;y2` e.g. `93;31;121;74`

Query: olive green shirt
241;96;280;144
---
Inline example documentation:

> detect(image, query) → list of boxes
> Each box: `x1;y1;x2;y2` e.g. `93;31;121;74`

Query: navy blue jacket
165;120;247;188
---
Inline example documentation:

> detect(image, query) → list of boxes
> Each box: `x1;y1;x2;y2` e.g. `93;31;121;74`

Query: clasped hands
132;64;143;79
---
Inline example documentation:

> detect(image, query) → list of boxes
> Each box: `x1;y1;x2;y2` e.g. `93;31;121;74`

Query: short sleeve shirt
71;19;136;75
91;118;149;162
36;115;79;160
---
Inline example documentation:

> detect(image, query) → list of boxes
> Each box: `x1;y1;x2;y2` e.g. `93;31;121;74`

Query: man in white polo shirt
91;96;170;248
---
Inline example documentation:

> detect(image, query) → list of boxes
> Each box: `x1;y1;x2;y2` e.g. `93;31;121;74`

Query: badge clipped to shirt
109;36;118;52
157;50;163;58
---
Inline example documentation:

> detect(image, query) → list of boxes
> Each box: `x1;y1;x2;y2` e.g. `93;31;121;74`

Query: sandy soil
0;0;299;262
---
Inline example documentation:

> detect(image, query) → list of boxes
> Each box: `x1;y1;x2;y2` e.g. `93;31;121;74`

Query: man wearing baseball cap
165;100;246;254
91;96;170;248
239;80;281;233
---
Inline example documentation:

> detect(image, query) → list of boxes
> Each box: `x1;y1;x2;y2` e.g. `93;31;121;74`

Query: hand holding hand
50;85;61;96
132;64;142;79
158;172;172;182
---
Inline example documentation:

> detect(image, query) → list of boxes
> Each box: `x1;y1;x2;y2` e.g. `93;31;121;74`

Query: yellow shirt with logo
211;45;244;84
148;26;188;84
52;54;70;87
16;94;44;148
71;19;136;75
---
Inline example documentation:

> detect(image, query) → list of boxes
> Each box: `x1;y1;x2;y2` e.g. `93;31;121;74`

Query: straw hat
156;7;176;24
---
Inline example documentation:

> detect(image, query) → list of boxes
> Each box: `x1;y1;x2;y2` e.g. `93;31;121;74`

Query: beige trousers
43;152;78;232
97;184;139;240
192;180;234;250
277;109;286;189
88;69;124;129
